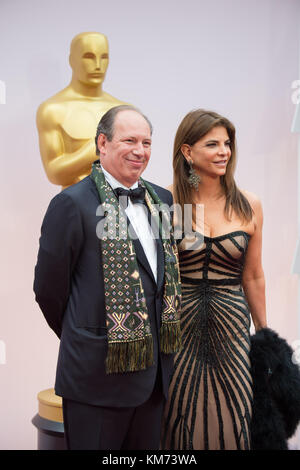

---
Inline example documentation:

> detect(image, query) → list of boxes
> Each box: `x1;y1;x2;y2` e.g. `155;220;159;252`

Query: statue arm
37;103;97;187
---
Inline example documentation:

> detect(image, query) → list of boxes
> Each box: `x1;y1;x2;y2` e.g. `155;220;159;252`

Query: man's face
98;110;152;187
70;34;109;86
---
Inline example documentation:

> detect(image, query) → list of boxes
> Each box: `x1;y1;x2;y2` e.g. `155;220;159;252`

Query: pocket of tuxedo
79;326;107;337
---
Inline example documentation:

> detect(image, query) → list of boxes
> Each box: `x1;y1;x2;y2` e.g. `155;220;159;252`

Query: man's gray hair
95;105;153;156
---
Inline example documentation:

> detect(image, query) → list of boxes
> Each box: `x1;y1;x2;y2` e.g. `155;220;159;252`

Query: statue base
31;388;66;450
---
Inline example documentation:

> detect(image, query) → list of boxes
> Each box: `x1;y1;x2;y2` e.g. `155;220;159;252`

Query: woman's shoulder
166;183;173;194
240;189;262;211
240;189;263;227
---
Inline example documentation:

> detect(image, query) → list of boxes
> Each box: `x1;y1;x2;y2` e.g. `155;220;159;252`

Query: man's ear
97;134;107;156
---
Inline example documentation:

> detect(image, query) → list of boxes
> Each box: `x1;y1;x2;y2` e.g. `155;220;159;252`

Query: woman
161;109;267;450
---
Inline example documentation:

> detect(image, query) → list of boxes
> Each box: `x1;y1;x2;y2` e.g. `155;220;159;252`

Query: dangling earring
188;159;201;190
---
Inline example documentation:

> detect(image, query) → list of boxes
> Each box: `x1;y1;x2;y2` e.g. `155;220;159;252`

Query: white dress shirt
101;167;157;282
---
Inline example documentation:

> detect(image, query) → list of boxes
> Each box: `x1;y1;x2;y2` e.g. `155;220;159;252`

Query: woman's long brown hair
173;109;253;225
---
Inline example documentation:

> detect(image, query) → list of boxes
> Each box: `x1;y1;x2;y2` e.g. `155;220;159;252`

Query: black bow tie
115;186;146;207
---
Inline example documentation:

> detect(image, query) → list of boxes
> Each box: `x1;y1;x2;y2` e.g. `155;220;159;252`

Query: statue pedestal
32;388;66;450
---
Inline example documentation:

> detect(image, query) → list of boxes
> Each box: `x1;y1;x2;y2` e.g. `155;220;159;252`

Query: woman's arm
242;192;267;331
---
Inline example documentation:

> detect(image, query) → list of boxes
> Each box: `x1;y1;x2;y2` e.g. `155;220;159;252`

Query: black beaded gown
161;230;253;450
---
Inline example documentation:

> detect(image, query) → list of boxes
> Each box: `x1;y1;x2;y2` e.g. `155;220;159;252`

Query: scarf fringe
160;322;182;354
105;336;154;374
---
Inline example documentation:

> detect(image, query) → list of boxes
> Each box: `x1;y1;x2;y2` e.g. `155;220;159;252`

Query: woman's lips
214;160;227;166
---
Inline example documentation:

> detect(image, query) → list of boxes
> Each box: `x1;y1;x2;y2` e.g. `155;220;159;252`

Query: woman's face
184;126;231;177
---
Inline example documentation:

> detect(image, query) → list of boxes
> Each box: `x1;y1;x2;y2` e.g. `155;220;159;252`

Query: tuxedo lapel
127;211;157;283
131;217;165;291
155;235;165;293
131;234;156;283
90;178;101;202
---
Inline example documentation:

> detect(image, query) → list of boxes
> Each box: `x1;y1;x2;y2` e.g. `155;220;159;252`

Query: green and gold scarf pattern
91;162;182;374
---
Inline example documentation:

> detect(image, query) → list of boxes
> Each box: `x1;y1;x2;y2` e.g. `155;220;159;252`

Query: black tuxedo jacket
34;175;175;407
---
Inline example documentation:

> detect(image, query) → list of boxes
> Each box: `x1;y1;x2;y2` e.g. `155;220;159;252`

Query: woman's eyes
206;142;231;147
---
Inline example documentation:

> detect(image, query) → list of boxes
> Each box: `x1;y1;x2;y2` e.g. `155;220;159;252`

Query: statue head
69;32;109;87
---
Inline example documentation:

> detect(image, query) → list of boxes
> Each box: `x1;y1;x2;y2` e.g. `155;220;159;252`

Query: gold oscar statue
36;32;127;189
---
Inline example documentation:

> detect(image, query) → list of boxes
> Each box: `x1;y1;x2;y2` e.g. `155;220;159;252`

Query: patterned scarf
90;162;182;374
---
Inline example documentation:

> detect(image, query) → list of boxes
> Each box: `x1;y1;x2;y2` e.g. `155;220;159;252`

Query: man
36;32;127;189
34;105;182;450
